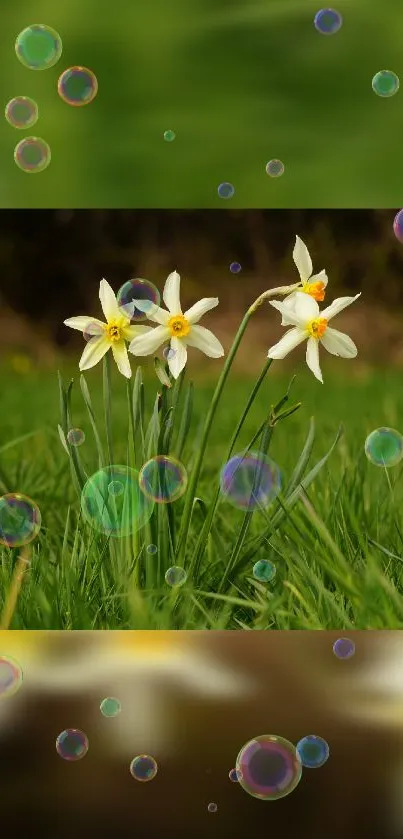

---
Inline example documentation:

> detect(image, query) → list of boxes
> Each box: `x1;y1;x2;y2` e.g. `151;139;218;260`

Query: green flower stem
176;286;295;564
103;353;114;465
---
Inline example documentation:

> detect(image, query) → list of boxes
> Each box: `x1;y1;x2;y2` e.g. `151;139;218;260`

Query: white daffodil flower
280;236;329;325
129;270;224;379
267;290;361;383
64;279;152;379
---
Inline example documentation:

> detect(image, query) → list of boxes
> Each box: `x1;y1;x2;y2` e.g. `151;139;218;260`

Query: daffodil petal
320;293;361;321
168;337;187;378
142;305;170;325
111;341;132;378
309;270;328;287
184;297;219;324
185;324;224;357
267;327;306;359
278;293;299;326
99;278;120;321
306;337;323;382
293;236;313;282
64;316;105;333
163;270;182;314
320;327;358;358
121;324;153;341
79;336;110;371
270;292;319;327
129;325;170;355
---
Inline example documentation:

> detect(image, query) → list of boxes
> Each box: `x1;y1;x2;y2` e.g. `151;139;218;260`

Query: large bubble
220;451;281;511
81;465;153;537
235;734;302;800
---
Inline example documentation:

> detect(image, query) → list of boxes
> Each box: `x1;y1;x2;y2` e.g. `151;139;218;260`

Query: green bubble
252;559;276;582
372;70;399;98
163;130;176;142
81;465;154;537
364;427;403;467
14;137;51;173
15;24;62;70
100;697;121;717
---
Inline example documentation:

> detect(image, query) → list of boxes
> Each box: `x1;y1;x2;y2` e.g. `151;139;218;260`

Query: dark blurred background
1;630;403;839
0;209;403;370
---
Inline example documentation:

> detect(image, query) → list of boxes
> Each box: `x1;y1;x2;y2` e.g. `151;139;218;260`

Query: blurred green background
1;0;403;208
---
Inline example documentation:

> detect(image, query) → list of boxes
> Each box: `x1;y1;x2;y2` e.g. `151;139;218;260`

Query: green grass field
1;0;403;207
1;353;403;630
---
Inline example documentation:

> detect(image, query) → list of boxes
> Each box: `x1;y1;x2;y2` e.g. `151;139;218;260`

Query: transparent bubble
58;66;98;106
163;346;176;360
218;182;235;199
100;697;121;717
333;637;355;660
228;767;241;782
117;278;160;322
252;559;276;582
15;24;62;70
296;735;329;768
108;480;124;497
372;70;399;98
393;210;403;244
139;456;188;504
165;566;187;587
313;8;343;34
236;734;302;800
83;321;105;342
266;159;285;178
207;803;218;813
81;465;154;538
67;428;85;447
364;427;403;467
220;451;281;511
230;262;242;274
0;656;23;699
14;136;51;173
56;728;89;761
0;493;41;548
129;754;158;781
164;130;176;142
5;96;38;129
146;543;158;554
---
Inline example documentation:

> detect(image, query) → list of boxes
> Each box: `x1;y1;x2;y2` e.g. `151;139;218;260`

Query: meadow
1;0;403;207
1;353;403;631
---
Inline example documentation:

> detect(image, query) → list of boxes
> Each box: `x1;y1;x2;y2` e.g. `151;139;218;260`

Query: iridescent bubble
230;262;242;274
14;136;51;173
220;451;281;511
165;566;187;587
164;130;176;142
67;428;85;447
117;278;160;322
265;159;284;178
207;803;218;813
139;456;188;504
83;321;105;342
108;480;124;497
5;96;38;129
372;70;399;98
56;728;89;761
218;182;235;199
296;735;329;768
163;346;176;360
252;559;276;582
393;210;403;244
364;427;403;467
100;697;121;717
333;637;355;660
129;754;158;781
15;25;62;70
81;465;154;538
146;543;158;554
228;767;241;782
0;493;41;548
313;8;343;34
0;656;23;699
236;734;302;800
58;66;98;106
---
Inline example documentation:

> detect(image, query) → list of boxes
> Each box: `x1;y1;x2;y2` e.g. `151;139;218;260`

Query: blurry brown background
0;209;402;371
1;630;403;839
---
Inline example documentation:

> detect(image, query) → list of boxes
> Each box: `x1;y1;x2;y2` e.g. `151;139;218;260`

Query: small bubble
139;455;188;503
165;566;187;587
117;278;160;322
207;803;218;813
229;767;241;782
252;559;276;582
100;697;121;717
218;182;235;200
266;159;284;178
5;96;38;129
146;543;158;554
229;262;242;274
130;754;158;781
372;70;399;98
67;428;85;447
365;427;403;467
58;66;98;106
220;451;281;511
313;8;343;35
83;321;104;342
163;346;176;360
0;493;41;548
333;638;355;660
14;136;51;173
0;656;23;699
296;735;329;768
56;728;89;761
15;24;63;70
164;130;176;142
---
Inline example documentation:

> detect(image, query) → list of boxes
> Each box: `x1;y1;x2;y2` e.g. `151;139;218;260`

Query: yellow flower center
167;314;190;338
106;322;122;342
307;317;328;339
302;281;326;302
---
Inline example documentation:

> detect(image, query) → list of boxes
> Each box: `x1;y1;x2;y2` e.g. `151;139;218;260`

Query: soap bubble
296;735;330;768
139;456;188;504
15;24;62;70
230;262;242;274
58;66;98;106
100;697;121;717
252;559;276;582
0;656;23;699
236;734;302;800
0;493;41;548
265;159;285;178
165;566;187;587
67;428;85;447
313;8;343;35
220;451;281;511
56;728;89;761
117;278;160;322
333;637;355;660
14;136;51;173
207;803;218;813
364;427;403;467
164;130;176;141
129;754;158;781
372;70;399;98
5;96;38;129
218;182;235;199
81;465;153;537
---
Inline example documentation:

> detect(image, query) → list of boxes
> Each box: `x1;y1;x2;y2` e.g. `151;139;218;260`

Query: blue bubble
218;182;235;199
296;735;329;768
314;8;343;34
